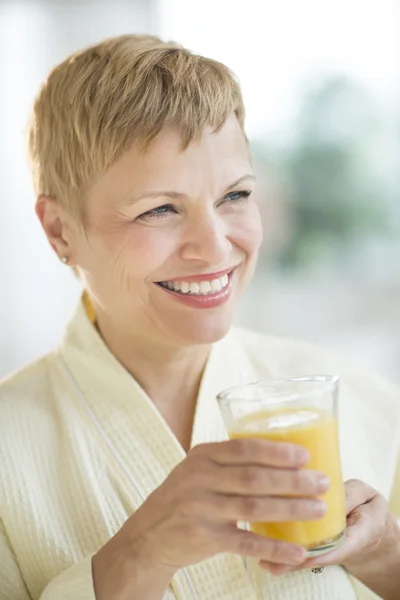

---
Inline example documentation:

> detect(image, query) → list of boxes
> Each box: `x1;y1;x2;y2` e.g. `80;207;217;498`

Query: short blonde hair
28;34;245;219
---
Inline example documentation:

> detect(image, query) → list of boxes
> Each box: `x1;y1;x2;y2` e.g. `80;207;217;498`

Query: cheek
104;225;177;277
127;226;178;261
230;204;263;253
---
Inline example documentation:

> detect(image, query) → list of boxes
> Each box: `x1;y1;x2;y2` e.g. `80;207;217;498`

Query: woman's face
72;115;263;347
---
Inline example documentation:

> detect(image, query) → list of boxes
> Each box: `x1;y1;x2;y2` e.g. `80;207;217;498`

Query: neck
95;309;211;447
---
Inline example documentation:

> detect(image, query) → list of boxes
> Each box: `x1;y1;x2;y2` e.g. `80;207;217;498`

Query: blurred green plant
252;75;392;270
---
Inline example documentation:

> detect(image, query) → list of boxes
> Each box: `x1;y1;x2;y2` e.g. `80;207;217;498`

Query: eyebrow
123;174;256;205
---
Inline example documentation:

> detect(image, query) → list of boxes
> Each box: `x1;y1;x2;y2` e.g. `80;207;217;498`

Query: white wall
1;0;400;385
156;0;399;139
156;0;400;383
0;0;154;377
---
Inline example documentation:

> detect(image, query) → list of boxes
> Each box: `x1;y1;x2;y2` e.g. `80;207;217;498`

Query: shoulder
0;352;66;502
0;352;61;452
231;325;399;397
231;326;400;495
0;352;55;410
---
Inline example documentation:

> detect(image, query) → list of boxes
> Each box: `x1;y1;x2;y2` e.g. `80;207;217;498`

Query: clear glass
217;375;345;557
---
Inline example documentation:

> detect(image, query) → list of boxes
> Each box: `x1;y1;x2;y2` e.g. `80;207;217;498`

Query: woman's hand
93;438;329;598
262;479;400;600
120;439;328;568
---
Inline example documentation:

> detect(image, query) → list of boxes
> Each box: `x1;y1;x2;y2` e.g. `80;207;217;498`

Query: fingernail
311;556;329;567
316;475;330;494
288;547;306;564
312;499;327;517
296;448;310;465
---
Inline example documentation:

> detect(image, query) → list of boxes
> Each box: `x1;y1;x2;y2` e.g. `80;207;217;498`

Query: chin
168;309;235;347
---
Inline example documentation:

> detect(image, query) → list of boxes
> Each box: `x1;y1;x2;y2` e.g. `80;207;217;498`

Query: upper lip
158;266;237;283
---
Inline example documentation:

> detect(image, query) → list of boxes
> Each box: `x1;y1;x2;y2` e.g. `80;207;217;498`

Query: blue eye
137;190;252;222
225;190;252;203
138;204;177;220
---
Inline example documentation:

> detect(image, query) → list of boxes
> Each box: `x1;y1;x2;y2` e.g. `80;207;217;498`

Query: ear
35;196;75;265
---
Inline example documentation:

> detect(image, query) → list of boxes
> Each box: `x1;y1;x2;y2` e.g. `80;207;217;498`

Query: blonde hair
28;34;245;219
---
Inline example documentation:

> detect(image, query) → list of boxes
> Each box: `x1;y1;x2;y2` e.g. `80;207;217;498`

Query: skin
36;115;400;599
37;116;262;447
265;479;400;600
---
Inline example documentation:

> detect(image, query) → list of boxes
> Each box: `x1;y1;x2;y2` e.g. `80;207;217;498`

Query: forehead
88;116;251;206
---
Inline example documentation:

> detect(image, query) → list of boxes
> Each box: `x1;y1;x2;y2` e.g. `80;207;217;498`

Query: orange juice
230;409;345;550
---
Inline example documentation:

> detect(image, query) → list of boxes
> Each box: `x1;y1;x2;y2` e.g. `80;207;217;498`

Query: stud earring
61;256;69;264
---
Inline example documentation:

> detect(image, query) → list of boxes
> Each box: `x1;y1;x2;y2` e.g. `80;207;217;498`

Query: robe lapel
59;303;258;599
190;329;261;447
338;378;400;498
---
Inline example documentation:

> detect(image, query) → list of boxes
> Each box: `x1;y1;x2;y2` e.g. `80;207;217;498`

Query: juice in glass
230;408;345;551
218;376;346;556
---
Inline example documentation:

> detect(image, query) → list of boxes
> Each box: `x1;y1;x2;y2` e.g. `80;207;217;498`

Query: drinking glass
217;375;345;557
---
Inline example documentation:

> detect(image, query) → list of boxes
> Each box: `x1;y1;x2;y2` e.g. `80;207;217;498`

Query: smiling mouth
156;271;233;296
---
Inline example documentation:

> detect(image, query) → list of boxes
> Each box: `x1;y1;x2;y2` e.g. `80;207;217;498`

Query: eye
137;203;178;220
223;190;252;204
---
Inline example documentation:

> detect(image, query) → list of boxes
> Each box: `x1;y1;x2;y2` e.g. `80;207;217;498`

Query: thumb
345;479;376;515
308;494;384;568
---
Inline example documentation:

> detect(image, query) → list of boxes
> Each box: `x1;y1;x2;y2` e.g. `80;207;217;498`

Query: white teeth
189;282;200;294
211;279;222;292
160;272;232;295
200;281;212;294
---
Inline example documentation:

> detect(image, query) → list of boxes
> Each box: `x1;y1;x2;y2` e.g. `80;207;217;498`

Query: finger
224;528;307;565
259;560;298;575
212;464;330;497
306;494;385;568
193;438;309;469
257;484;382;571
210;493;327;523
303;527;359;568
345;479;377;515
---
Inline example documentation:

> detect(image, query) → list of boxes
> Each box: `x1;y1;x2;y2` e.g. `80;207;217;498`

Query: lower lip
156;271;235;309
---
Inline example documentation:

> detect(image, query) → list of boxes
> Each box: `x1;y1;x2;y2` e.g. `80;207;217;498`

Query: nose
179;211;232;267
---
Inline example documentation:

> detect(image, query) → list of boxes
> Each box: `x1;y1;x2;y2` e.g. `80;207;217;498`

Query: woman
0;34;399;600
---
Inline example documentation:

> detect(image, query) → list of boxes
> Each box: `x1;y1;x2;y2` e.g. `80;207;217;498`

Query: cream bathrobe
0;298;399;600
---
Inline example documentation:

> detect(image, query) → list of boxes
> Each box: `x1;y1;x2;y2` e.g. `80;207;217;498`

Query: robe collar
58;297;260;599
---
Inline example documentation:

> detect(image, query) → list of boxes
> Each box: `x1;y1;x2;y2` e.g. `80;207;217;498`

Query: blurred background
1;0;400;381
